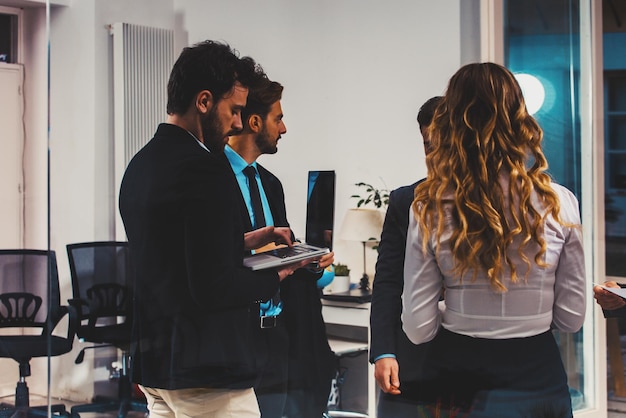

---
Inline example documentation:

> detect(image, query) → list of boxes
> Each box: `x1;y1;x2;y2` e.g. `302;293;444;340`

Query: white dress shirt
401;175;586;344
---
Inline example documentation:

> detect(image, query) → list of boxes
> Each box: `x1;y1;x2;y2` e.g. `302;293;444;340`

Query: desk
322;298;376;417
322;301;370;328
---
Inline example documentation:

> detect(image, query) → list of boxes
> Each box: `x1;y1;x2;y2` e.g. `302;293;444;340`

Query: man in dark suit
369;96;443;417
224;76;337;418
119;41;310;418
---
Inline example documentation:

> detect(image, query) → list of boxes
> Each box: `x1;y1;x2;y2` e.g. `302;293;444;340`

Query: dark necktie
243;165;266;229
244;165;281;312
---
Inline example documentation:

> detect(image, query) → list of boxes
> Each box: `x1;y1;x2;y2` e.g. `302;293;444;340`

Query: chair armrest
62;304;78;340
46;304;79;341
68;298;89;315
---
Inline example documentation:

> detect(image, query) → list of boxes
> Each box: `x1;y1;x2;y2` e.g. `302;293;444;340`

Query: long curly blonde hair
414;62;563;292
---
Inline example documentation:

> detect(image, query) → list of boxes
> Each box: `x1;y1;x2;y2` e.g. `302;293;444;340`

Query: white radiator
112;22;174;238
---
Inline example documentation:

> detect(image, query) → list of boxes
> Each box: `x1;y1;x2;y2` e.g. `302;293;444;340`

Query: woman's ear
249;114;263;133
196;90;213;114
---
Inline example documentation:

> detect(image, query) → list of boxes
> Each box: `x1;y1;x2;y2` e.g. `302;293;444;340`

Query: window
606;71;626;277
0;12;18;64
504;0;589;412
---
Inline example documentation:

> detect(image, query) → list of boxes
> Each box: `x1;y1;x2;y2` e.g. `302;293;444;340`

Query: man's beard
201;105;241;153
254;126;278;155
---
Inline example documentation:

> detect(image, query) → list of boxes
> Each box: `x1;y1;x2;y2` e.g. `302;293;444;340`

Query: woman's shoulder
549;181;578;204
548;181;581;221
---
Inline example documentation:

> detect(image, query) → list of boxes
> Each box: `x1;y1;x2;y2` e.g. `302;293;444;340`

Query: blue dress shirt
224;145;282;316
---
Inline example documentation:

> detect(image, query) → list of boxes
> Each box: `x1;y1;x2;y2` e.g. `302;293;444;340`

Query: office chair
66;241;147;418
325;340;369;418
0;249;77;418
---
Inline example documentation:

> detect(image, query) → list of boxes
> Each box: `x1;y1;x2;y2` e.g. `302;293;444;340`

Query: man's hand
593;281;626;310
276;258;311;281
307;251;335;272
374;357;401;395
277;251;334;281
317;252;334;269
244;226;293;251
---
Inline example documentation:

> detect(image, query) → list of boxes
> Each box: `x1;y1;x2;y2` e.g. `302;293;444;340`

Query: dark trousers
414;328;573;418
255;324;289;418
377;390;422;418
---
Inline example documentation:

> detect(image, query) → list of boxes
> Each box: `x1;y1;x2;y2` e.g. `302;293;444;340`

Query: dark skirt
412;328;573;418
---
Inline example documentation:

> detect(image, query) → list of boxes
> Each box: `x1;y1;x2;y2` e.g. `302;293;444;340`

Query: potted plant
331;263;351;293
333;263;350;277
349;182;388;254
351;182;389;210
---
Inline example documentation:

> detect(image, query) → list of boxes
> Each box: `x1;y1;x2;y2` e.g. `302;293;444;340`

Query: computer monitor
305;170;336;251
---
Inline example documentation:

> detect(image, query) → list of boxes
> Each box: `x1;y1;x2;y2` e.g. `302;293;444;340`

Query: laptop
243;170;336;271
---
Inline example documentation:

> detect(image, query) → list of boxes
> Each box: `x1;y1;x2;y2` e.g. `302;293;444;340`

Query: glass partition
604;28;626;278
601;0;626;415
37;2;476;417
0;0;57;415
504;0;599;414
0;0;613;416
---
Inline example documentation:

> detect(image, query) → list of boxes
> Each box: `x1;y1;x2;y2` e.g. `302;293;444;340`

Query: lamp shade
338;208;385;242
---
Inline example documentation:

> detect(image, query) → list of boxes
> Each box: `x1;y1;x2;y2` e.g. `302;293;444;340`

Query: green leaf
351;181;390;210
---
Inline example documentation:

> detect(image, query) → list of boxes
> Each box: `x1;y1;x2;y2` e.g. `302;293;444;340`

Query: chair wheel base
0;403;69;418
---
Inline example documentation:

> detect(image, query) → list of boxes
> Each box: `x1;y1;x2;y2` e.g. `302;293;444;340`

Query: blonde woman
401;63;585;417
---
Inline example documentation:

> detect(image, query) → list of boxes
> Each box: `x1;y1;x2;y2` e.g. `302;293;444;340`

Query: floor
2;395;626;417
607;320;626;417
609;399;626;417
0;393;147;417
3;356;626;418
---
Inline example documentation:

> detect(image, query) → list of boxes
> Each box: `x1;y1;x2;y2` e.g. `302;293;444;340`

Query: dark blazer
370;180;428;385
119;124;280;390
261;166;336;411
235;162;336;415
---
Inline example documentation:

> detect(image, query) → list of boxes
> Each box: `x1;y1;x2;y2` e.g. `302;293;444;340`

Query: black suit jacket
230;161;336;412
370;180;428;384
259;165;336;395
119;124;280;390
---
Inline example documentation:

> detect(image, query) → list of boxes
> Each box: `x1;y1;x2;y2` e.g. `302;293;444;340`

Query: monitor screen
305;170;336;250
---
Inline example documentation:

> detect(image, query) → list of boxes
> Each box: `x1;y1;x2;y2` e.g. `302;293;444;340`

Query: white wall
49;0;176;254
175;0;467;278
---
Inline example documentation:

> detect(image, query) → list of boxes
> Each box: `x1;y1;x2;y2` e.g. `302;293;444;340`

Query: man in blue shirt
224;75;336;418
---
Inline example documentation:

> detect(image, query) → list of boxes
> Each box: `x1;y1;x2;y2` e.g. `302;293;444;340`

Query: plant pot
330;275;350;293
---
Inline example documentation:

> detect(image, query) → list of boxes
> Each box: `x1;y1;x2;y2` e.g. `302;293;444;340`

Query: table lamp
338;208;385;291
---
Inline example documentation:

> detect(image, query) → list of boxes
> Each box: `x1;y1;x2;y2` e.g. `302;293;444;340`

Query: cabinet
322;299;376;417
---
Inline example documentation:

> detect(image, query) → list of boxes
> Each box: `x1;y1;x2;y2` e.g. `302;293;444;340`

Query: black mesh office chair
66;241;147;418
0;249;76;418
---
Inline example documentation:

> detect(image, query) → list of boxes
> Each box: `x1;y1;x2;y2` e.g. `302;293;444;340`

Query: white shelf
328;338;368;356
